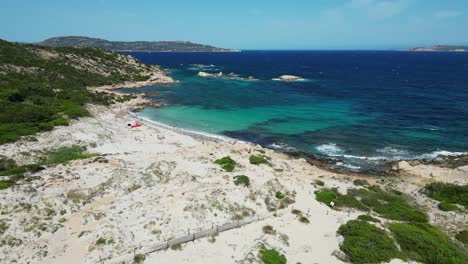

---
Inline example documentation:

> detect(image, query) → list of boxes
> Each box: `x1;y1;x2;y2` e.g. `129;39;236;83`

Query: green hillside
0;40;162;144
38;36;239;52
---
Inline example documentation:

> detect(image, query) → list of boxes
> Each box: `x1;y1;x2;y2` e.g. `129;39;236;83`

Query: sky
1;0;467;49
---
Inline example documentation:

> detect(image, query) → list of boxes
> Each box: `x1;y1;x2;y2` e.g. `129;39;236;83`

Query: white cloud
434;10;462;19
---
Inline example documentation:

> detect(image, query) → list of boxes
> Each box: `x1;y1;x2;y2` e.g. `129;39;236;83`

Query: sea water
124;51;468;172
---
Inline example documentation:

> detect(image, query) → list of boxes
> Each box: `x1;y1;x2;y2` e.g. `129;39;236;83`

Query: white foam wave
267;143;298;152
316;143;345;156
376;147;410;156
416;150;468;160
336;162;361;170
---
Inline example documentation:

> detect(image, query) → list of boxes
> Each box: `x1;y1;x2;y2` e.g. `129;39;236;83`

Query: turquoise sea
124;51;468;172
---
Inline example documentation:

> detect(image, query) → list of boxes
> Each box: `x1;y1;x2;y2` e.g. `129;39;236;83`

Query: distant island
407;45;468;52
37;36;239;52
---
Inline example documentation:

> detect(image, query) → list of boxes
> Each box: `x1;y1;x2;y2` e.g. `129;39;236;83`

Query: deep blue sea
125;51;468;172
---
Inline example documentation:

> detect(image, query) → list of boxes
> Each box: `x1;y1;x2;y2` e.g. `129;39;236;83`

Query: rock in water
279;75;303;81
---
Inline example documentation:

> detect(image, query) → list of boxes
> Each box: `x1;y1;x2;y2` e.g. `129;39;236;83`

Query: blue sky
1;0;467;49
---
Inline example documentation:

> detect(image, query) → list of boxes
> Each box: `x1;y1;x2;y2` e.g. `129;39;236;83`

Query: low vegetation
423;182;468;209
262;225;276;235
348;186;428;222
258;244;287;264
438;201;460;212
0;180;15;190
455;230;468;244
249;155;269;165
357;214;380;223
214;156;236;172
389;223;467;264
275;191;285;199
133;253;145;263
315;186;428;222
291;209;309;224
40;145;96;165
314;188;367;211
233;175;250;187
314;179;325;186
338;220;405;264
353;179;369;186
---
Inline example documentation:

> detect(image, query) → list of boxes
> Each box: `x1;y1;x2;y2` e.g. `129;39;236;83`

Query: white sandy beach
0;90;466;264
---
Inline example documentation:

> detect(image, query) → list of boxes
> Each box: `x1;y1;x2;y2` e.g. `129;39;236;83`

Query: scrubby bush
275;191;285;199
233;175;250;187
133;253;145;263
423;182;468;209
357;214;380;223
315;189;337;205
316;187;427;222
353;179;369;186
258;244;286;264
455;230;468;244
262;225;276;235
315;179;325;186
338;220;405;264
249;155;269;165
315;188;367;211
0;180;14;190
389;223;467;264
0;156;16;172
214;156;236;172
348;187;428;222
438;202;459;212
40;145;96;165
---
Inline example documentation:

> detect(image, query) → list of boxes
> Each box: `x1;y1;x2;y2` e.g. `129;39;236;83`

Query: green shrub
315;189;337;205
171;243;183;250
0;156;16;172
133;253;145;263
349;187;428;222
423;182;468;208
357;214;380;223
275;191;285;199
262;225;276;235
353;179;369;186
96;237;106;245
338;220;405;264
298;216;310;223
0;180;14;190
315;188;368;211
258;244;286;264
438;202;460;212
233;175;250;187
315;179;325;186
214;156;236;172
249;155;269;165
389;223;467;264
0;220;8;234
0;164;41;176
455;230;468;244
40;145;96;165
